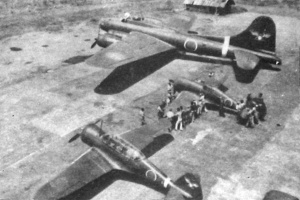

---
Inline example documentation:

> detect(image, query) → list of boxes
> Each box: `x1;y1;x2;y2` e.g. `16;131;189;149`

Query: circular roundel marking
184;39;198;52
145;170;157;181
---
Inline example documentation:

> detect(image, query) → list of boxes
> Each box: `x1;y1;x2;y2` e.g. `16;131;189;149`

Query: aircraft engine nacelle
95;33;121;48
81;124;106;147
223;98;234;108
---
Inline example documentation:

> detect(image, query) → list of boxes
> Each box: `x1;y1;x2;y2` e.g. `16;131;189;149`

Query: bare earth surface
0;2;299;200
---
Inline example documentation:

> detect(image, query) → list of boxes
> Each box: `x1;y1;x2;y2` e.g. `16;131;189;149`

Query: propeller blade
68;133;81;143
93;119;103;129
91;40;97;49
234;50;260;70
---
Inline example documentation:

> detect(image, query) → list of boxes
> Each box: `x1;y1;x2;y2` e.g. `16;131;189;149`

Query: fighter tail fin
230;16;276;53
166;173;203;200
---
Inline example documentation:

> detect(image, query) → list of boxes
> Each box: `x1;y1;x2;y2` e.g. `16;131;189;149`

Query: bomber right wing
34;147;122;200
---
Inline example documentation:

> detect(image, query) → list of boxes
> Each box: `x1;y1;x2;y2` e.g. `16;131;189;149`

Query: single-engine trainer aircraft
86;15;281;93
173;78;238;113
34;119;203;200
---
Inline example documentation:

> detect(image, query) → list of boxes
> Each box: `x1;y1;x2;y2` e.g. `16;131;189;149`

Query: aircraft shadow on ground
59;134;174;200
232;61;281;84
94;51;176;95
142;133;174;158
63;55;93;64
94;50;281;94
180;54;280;84
59;170;168;200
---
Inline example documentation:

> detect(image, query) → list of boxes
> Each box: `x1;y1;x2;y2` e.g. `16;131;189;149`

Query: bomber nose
99;20;109;31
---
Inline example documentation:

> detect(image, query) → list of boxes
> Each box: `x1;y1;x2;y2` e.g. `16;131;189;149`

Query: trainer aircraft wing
120;118;172;157
86;31;177;69
34;147;121;200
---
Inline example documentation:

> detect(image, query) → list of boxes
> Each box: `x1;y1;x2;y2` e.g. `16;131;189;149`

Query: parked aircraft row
33;13;298;200
85;14;282;94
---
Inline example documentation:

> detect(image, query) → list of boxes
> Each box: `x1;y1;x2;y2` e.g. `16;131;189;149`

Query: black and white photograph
0;0;299;200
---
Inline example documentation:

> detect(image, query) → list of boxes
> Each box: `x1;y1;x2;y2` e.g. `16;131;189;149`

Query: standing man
219;98;226;117
166;109;175;131
198;93;208;114
245;106;258;128
157;103;165;119
175;107;183;131
139;108;146;126
236;100;246;111
167;80;174;99
254;93;267;121
190;100;198;122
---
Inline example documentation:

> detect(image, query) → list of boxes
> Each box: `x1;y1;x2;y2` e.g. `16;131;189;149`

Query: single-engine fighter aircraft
34;119;203;200
173;78;238;114
86;16;281;93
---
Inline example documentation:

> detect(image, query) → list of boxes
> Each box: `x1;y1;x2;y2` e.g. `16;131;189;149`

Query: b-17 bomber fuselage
98;19;281;69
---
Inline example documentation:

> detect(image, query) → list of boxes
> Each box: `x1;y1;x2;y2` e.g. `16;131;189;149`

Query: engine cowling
81;124;106;146
95;33;121;48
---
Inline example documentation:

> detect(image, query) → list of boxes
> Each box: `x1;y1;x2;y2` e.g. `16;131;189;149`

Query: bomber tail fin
166;173;203;200
191;16;277;54
230;16;276;53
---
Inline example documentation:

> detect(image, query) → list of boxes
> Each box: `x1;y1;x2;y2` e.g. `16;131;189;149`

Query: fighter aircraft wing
120;118;172;157
34;147;121;200
86;31;177;69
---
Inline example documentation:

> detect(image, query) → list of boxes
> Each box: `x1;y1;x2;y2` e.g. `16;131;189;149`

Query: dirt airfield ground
0;1;300;200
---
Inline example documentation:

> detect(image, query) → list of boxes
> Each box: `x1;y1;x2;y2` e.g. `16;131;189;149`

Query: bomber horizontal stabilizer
234;50;260;70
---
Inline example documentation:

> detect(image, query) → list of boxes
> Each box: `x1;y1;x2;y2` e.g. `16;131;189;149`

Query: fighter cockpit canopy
102;134;145;161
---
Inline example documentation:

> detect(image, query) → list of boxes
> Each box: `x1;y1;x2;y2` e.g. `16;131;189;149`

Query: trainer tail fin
230;16;276;53
166;173;203;200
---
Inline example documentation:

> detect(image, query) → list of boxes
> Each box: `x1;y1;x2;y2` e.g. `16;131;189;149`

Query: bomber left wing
34;147;120;200
86;31;177;70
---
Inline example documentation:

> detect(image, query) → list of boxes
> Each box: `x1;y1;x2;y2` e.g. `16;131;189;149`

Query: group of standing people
139;80;267;130
157;80;211;131
237;93;267;128
162;93;207;131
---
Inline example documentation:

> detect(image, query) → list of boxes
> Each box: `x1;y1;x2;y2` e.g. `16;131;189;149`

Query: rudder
165;173;203;200
230;16;276;53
